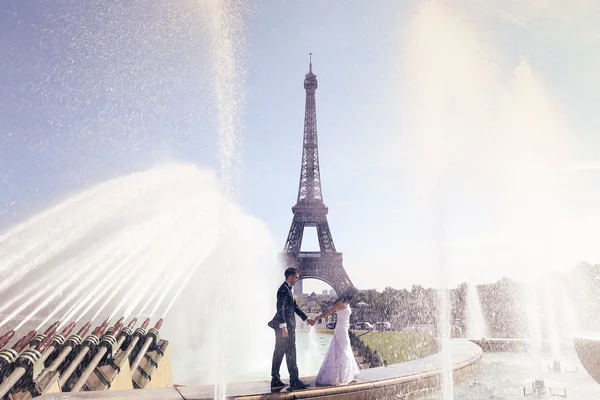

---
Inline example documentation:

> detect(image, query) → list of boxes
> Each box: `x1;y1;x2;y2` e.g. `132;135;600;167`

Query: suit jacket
268;282;308;330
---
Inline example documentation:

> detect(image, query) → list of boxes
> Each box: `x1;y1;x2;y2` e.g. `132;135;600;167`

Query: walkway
38;339;482;399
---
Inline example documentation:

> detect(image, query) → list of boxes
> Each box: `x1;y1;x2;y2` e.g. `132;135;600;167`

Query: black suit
269;281;308;384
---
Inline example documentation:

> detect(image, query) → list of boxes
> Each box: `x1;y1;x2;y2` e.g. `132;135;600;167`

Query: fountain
202;0;247;397
541;277;566;373
466;282;487;339
0;3;269;377
401;0;581;398
2;0;600;398
0;163;282;396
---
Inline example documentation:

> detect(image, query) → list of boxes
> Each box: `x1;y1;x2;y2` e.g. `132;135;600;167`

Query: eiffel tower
281;56;354;295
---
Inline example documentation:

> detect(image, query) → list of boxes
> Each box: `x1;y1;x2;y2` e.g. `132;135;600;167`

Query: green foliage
349;286;437;327
358;331;433;365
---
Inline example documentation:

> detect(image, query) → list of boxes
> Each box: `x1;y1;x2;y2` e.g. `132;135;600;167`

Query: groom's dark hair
284;267;299;278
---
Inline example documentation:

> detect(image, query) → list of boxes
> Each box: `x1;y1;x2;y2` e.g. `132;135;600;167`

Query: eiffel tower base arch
279;252;353;296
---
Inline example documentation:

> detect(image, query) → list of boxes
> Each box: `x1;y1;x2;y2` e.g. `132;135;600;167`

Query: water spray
2;217;160;333
149;230;219;317
0;181;150;296
59;210;191;326
120;221;205;321
61;257;136;323
36;261;110;330
129;222;207;319
90;247;162;322
0;233;110;325
0;276;48;316
0;286;54;331
13;261;92;331
90;205;206;324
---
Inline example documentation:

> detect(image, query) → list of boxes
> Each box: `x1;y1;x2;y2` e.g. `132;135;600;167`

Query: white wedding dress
315;304;360;386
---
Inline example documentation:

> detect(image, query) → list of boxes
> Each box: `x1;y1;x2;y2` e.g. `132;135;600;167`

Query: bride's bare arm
316;302;345;321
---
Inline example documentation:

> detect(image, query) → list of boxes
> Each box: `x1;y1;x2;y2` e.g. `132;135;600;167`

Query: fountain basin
469;338;554;353
36;340;482;399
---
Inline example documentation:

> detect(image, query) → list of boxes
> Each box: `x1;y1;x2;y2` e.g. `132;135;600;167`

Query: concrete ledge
37;340;482;400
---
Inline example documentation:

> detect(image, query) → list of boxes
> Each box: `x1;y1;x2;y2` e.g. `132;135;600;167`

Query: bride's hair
334;287;357;305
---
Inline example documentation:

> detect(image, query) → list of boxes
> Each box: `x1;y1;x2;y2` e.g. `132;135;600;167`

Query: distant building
322;289;329;295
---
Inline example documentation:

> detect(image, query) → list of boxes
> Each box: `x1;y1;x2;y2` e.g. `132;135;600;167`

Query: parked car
375;321;392;331
354;322;374;330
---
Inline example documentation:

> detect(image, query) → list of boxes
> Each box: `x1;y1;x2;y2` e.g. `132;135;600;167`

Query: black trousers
271;327;299;383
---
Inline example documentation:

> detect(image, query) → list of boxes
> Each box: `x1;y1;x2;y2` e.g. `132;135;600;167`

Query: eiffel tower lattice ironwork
281;56;354;295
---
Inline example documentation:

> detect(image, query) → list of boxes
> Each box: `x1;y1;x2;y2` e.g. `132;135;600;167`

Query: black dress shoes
271;378;286;389
289;380;310;390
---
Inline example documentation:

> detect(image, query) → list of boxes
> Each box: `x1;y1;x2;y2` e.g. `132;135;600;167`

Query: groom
268;267;315;390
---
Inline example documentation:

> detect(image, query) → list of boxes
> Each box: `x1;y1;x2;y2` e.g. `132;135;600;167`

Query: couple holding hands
268;267;359;391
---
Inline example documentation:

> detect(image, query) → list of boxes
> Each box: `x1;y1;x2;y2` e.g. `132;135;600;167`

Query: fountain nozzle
0;331;15;350
15;331;36;353
92;319;110;337
60;322;77;337
127;318;138;330
112;318;125;338
44;321;60;336
77;322;92;337
36;334;55;353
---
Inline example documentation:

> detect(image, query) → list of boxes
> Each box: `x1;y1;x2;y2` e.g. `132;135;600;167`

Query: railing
298;252;321;258
297;251;343;258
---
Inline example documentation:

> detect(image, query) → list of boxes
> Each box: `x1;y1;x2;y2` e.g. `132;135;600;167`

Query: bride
313;288;360;386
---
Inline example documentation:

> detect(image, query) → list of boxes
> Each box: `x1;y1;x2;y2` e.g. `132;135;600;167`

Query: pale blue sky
1;0;600;291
